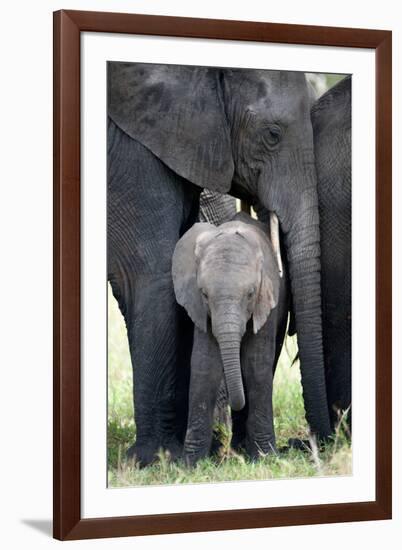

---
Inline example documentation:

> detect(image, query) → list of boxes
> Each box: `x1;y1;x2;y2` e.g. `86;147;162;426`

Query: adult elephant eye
263;124;282;148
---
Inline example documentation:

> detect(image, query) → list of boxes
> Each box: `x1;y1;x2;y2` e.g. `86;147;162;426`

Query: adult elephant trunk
283;185;332;439
259;147;332;439
216;332;245;412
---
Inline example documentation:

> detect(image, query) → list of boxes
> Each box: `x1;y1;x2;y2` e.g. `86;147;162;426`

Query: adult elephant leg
110;271;193;466
108;119;199;465
126;274;190;463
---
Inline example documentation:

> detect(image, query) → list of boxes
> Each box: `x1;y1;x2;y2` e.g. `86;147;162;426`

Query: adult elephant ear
108;62;234;193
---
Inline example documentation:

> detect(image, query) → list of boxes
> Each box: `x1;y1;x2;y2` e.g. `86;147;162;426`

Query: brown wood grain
53;10;81;540
53;10;392;540
374;32;392;517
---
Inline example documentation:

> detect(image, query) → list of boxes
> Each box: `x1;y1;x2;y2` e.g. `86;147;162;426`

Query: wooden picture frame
53;10;392;540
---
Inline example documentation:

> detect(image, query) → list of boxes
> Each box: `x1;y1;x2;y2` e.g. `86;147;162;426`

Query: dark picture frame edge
53;9;392;541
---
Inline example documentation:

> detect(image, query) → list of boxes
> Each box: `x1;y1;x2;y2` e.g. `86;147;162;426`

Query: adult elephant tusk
270;212;283;278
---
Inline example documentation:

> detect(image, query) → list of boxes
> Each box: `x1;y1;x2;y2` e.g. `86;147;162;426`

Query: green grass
107;284;351;487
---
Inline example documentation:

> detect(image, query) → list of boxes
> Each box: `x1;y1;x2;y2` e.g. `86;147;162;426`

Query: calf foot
183;442;210;468
245;437;277;461
183;450;206;468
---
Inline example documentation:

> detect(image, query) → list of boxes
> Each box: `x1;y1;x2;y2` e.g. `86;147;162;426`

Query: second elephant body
172;213;288;465
312;76;352;428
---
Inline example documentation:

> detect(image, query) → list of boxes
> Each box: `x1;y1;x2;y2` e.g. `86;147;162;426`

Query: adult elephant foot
162;438;184;462
127;438;183;468
287;438;311;451
126;440;160;468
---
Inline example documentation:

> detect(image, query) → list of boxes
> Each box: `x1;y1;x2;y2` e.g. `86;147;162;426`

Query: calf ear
235;221;280;334
252;241;280;335
108;62;234;193
172;223;216;332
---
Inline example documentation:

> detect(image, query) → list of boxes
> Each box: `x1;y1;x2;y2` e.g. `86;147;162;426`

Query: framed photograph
53;10;392;540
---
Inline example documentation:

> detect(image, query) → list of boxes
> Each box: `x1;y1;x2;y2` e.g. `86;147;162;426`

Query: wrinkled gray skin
199;189;237;225
312;76;351;429
172;213;288;465
108;62;331;466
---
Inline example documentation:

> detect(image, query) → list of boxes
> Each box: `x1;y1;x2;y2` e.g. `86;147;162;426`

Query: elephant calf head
172;213;281;411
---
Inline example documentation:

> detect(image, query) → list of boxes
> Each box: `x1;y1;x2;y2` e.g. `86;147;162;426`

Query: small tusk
269;212;283;278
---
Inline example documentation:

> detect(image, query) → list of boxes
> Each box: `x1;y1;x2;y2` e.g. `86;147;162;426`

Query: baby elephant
172;212;288;465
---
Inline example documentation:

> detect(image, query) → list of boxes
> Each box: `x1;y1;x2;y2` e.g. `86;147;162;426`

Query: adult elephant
108;62;331;465
311;76;352;429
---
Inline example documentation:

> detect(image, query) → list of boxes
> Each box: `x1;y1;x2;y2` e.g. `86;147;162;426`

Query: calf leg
184;327;223;467
241;324;277;460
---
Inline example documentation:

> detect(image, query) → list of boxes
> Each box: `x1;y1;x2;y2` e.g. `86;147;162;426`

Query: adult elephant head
109;62;331;439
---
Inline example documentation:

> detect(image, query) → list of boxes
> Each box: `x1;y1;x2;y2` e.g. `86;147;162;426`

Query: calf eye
247;287;256;299
201;290;208;300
